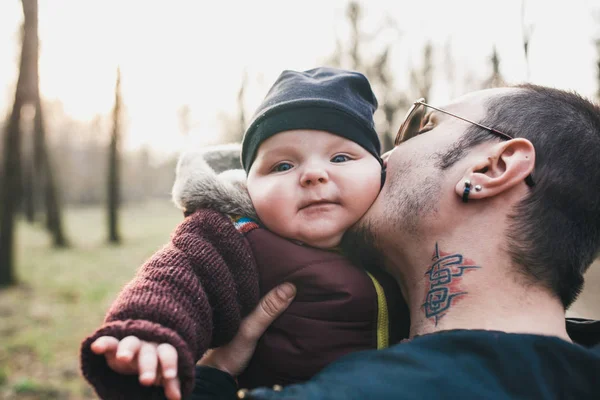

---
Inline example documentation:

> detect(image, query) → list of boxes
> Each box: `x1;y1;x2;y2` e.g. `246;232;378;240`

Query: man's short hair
439;84;600;308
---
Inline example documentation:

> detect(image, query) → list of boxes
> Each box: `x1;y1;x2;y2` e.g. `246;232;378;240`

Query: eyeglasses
395;98;535;187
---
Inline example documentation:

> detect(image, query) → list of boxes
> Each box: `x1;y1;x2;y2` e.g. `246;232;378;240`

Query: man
188;84;600;399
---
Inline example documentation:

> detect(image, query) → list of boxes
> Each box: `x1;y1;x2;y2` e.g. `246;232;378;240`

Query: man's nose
300;166;329;187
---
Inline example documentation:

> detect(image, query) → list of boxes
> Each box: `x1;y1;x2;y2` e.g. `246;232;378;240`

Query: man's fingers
90;336;119;355
157;343;178;380
116;336;141;362
239;283;296;341
197;283;296;378
163;376;182;400
138;342;159;385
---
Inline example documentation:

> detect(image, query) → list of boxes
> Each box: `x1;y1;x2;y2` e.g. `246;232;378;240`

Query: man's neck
385;238;571;342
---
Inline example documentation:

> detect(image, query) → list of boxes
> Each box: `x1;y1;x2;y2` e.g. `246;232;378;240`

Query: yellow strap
366;272;389;349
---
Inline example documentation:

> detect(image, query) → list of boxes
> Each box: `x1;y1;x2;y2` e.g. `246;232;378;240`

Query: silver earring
475;185;482;192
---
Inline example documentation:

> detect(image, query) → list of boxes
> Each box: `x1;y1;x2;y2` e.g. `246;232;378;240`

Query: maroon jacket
80;154;409;399
235;219;408;389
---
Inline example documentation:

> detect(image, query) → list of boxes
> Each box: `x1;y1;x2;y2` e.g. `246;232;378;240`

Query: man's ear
454;138;535;200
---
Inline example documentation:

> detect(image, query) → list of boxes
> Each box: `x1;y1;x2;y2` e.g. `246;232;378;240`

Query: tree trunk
22;0;68;247
21;104;36;223
0;0;36;285
22;162;35;222
0;96;23;285
107;68;121;244
35;97;67;247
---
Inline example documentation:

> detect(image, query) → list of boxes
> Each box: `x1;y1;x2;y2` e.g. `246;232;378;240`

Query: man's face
342;89;504;267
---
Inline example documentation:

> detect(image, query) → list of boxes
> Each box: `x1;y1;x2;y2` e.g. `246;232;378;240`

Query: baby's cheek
253;194;289;231
355;176;382;214
254;197;274;223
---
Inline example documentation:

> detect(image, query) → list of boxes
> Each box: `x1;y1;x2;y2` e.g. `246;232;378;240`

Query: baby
80;67;408;399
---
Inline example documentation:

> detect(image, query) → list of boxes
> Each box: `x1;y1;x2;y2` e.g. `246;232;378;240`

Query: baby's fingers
163;376;181;400
138;341;159;386
117;336;142;363
90;336;119;355
157;343;178;380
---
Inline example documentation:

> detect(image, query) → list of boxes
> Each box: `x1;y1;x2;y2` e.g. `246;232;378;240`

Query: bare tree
107;68;122;244
369;48;407;151
347;2;361;70
521;0;535;80
21;104;35;222
0;61;23;284
410;42;434;100
482;46;506;89
220;72;248;144
327;1;408;152
37;93;67;247
2;0;70;284
12;0;66;246
0;1;34;285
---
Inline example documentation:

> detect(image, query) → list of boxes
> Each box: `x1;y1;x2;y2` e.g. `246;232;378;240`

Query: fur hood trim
171;150;259;221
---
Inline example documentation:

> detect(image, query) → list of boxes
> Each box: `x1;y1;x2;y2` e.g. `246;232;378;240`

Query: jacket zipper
366;272;389;349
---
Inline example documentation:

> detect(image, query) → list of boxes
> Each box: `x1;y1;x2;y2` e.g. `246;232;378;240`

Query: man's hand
198;282;296;377
90;336;181;400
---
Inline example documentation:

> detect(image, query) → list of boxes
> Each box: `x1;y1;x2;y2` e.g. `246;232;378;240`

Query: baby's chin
262;220;347;249
295;232;343;249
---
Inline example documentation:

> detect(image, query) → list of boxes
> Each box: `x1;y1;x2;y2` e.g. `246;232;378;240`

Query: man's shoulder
373;329;600;368
252;330;600;399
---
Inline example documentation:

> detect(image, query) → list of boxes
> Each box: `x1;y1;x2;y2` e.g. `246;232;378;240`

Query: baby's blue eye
274;162;292;172
331;155;350;163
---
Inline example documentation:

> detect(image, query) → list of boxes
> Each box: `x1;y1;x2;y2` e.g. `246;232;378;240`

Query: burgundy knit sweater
80;209;260;400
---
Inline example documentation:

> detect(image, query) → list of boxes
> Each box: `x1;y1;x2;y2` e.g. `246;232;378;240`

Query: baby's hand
91;336;181;400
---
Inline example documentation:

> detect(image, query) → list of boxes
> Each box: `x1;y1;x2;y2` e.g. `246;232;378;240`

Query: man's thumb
242;283;296;340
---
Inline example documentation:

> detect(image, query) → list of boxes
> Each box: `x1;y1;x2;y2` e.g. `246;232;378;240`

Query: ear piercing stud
475;185;482;192
462;180;471;203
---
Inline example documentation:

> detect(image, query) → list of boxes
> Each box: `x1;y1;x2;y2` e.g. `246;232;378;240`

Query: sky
0;0;598;158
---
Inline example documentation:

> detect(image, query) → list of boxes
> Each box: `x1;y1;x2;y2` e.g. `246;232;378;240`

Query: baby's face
247;129;382;248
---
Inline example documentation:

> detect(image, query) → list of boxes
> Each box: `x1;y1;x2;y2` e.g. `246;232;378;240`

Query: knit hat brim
242;105;382;171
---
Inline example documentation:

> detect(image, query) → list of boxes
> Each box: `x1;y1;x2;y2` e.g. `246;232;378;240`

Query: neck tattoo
422;243;481;326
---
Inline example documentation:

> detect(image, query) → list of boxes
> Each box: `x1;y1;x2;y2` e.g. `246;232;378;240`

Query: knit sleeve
80;209;260;400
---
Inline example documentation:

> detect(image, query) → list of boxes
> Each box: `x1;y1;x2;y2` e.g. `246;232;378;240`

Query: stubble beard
342;155;444;270
341;219;385;271
384;156;442;237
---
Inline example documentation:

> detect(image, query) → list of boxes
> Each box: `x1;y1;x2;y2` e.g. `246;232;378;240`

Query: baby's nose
300;167;329;186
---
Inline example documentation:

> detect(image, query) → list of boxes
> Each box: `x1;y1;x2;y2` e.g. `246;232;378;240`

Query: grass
0;200;182;399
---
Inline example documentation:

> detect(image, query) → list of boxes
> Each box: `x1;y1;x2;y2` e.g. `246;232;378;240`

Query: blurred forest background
0;0;599;398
